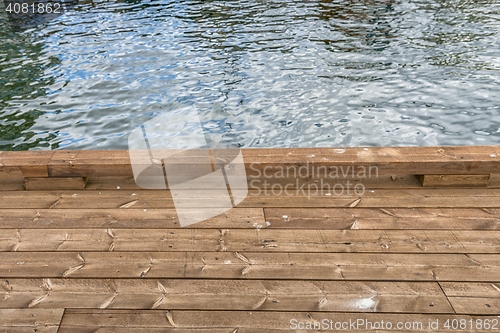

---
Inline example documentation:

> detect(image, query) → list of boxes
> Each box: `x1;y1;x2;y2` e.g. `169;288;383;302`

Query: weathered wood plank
439;282;500;314
416;174;490;187
0;208;265;229
1;252;499;282
447;298;500;315
29;173;496;192
489;174;500;187
3;147;500;179
83;174;422;191
240;190;500;208
55;327;499;333
0;179;24;191
0;279;452;313
0;151;53;177
1;229;499;253
0;166;24;190
264;208;500;230
84;176;143;191
0;208;498;230
59;329;276;333
439;282;500;297
49;150;133;177
1;189;500;209
58;329;283;333
59;309;500;332
24;177;88;190
1;325;61;332
0;308;64;333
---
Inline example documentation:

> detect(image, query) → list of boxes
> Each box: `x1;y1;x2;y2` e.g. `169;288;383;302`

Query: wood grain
0;279;453;313
2;229;499;253
0;308;64;333
2;252;500;282
58;310;500;332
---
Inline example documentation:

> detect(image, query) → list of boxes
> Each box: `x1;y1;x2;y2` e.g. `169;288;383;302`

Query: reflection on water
0;0;499;150
0;10;60;150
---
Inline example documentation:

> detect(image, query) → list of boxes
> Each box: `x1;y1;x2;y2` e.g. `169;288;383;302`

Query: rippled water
1;0;499;150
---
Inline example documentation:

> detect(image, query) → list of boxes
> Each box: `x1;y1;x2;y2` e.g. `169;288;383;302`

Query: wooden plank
0;151;53;177
439;282;500;314
0;208;265;229
59;309;500;332
84;176;144;191
416;174;490;187
0;308;64;333
1;188;500;209
243;146;500;175
447;298;500;315
24;177;88;190
245;174;420;191
48;150;133;177
0;279;452;313
1;229;499;253
58;329;267;333
0;208;497;230
0;179;24;191
0;166;24;190
83;174;423;191
440;282;500;298
0;327;61;332
0;208;253;229
240;189;500;208
264;208;500;230
489;173;500;187
2;252;499;282
56;327;500;333
3;147;500;179
27;146;497;162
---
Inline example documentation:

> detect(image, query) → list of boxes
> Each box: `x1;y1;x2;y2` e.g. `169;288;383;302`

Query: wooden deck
0;146;499;332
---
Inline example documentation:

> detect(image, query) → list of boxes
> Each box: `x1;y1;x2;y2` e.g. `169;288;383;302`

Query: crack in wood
166;310;177;327
234;252;250;265
119;200;139;209
349;219;360;229
43;278;52;292
49;196;62;209
99;292;118;309
62;264;85;277
338;265;345;279
252;295;267;309
28;294;48;308
157;281;168;294
464;254;483;266
348;197;362;208
106;228;115;239
152;296;165;309
140;266;151;278
380;208;396;217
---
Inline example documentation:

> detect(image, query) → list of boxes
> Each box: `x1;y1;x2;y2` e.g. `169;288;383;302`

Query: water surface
1;0;499;150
